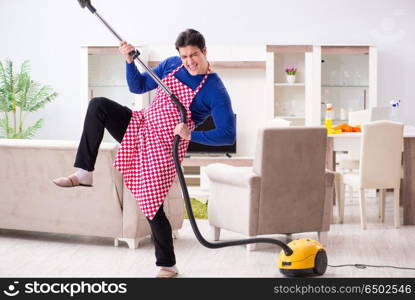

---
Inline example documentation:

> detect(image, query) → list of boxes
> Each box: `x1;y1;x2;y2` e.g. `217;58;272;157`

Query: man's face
178;45;208;75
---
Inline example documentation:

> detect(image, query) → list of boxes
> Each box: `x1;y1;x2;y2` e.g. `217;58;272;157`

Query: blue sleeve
191;88;236;146
126;58;174;94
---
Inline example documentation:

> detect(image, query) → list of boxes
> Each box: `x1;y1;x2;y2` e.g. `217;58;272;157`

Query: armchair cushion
205;164;260;187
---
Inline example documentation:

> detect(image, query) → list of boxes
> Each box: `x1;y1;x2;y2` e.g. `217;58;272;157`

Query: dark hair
175;29;206;51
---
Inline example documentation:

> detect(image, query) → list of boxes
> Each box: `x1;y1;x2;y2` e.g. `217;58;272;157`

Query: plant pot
286;75;296;84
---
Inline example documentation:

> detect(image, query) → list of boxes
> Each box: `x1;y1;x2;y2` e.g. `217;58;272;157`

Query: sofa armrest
206;163;261;236
205;163;260;187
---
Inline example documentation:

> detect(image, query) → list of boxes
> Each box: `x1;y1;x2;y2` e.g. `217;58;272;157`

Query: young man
53;29;236;278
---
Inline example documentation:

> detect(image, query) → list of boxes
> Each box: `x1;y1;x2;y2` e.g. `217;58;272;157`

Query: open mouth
188;64;197;72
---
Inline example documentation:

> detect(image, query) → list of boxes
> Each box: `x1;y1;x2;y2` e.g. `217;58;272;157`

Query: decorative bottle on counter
325;103;333;134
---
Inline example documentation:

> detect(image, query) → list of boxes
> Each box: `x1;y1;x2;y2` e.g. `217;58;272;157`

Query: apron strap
168;63;211;94
170;64;184;76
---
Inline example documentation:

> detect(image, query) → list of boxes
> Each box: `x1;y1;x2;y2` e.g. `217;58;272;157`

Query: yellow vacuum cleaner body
278;238;327;276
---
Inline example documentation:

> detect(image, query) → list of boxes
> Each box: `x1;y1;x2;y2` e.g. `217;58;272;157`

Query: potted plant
0;60;57;139
285;67;297;84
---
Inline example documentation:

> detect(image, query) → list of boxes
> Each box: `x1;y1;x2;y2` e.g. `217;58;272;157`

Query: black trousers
75;97;176;267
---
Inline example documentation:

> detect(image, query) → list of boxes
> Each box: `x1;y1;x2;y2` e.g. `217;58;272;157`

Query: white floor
1;191;415;278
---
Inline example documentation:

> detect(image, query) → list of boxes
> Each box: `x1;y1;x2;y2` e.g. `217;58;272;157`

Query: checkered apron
114;64;210;220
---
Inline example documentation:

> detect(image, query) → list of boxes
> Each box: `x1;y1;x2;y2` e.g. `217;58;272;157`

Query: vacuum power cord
329;264;415;271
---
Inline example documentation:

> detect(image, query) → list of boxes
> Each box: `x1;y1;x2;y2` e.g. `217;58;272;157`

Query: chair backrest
370;106;391;121
253;127;327;233
349;109;371;126
264;117;292;127
359;121;403;188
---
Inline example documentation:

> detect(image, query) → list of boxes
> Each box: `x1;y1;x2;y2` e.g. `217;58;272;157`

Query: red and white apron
114;64;210;220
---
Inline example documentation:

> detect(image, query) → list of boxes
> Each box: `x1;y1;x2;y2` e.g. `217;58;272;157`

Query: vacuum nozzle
77;0;96;13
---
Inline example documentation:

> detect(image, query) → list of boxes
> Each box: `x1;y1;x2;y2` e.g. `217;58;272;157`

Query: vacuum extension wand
77;0;293;256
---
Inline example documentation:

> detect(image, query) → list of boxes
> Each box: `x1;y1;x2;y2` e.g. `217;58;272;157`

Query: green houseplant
0;60;57;139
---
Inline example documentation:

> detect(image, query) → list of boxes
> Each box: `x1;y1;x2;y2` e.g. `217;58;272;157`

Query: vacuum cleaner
77;0;328;277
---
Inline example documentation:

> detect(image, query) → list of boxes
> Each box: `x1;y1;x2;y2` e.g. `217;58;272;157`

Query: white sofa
0;139;184;248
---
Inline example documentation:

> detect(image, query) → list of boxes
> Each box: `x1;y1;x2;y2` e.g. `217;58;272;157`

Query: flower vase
286;75;296;84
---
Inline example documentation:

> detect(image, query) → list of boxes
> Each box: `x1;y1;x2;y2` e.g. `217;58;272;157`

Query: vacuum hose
77;0;293;257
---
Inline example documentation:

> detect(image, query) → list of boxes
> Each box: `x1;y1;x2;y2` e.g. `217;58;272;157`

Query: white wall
0;0;414;155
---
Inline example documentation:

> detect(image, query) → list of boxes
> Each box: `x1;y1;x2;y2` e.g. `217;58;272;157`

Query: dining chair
339;120;404;229
334;110;371;222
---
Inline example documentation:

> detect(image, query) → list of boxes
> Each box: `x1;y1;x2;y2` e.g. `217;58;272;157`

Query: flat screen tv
187;114;236;155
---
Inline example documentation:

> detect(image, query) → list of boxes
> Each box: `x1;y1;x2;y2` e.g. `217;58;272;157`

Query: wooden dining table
326;126;415;225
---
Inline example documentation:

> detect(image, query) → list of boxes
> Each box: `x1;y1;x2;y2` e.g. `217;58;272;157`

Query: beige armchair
205;127;334;248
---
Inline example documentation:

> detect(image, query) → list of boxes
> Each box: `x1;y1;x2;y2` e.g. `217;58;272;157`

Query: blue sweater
126;56;236;146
